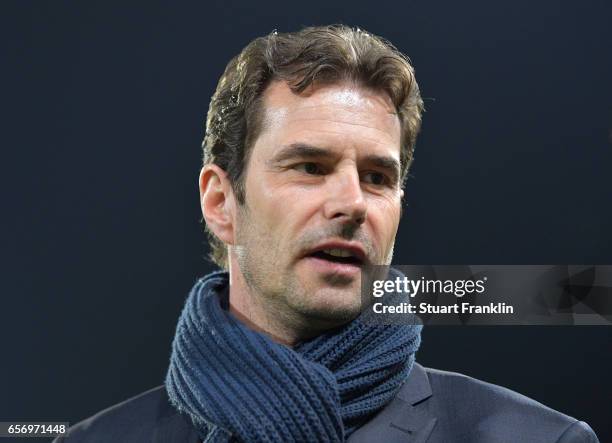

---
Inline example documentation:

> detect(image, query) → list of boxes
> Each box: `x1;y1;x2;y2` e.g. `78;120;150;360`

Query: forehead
255;80;401;157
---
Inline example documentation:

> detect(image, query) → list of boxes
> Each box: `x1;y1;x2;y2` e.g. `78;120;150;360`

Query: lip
301;255;363;277
302;240;368;264
299;241;369;280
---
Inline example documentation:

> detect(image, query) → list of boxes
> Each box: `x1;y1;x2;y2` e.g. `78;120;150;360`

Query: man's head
199;25;423;337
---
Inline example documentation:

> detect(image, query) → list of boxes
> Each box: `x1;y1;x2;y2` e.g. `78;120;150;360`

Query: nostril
331;211;366;224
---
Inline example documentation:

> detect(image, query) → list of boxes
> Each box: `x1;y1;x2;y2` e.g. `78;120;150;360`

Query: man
56;25;599;442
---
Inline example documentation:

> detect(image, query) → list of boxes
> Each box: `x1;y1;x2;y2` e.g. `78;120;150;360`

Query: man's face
232;80;403;328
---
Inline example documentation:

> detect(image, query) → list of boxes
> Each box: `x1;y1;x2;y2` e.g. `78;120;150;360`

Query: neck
227;259;303;347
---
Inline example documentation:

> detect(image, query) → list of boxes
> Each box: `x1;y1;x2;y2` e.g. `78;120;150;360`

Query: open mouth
307;248;364;266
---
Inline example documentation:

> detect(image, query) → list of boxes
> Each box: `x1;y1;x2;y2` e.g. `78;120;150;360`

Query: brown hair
202;25;424;268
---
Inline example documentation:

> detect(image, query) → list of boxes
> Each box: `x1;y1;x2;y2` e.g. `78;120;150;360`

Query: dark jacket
54;363;599;442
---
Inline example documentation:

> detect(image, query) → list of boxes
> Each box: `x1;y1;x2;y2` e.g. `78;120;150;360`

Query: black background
2;1;611;441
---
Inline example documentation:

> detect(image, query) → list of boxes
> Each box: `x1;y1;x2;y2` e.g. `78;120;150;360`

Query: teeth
322;248;354;258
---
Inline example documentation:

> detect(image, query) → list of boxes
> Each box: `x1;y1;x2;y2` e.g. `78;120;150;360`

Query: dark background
2;1;611;441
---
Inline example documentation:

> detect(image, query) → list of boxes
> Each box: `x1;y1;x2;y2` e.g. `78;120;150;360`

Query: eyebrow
363;154;401;182
270;143;332;163
270;142;401;179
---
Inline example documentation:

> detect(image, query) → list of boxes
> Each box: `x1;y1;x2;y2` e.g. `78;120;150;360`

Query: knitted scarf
165;271;421;442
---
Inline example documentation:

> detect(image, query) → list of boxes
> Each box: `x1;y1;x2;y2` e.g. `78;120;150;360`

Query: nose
323;167;367;225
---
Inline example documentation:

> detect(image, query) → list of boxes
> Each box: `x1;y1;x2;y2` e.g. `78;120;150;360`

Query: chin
295;287;363;324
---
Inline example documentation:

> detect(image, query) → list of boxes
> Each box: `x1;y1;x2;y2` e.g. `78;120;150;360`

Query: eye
294;162;324;175
362;171;388;186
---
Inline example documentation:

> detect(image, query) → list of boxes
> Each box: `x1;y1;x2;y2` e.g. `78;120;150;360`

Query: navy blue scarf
165;271;421;442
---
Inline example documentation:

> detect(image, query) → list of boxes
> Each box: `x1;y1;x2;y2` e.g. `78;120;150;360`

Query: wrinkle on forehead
318;87;396;113
263;107;289;130
259;80;400;140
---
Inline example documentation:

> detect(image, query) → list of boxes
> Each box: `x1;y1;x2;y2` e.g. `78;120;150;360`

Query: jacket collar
347;363;437;443
153;402;200;443
397;362;433;404
153;362;436;443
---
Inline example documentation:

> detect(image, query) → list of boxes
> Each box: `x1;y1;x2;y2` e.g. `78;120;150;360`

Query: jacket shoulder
55;386;172;443
420;366;599;442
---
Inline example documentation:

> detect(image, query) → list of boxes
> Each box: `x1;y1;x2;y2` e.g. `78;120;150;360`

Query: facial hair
232;200;389;330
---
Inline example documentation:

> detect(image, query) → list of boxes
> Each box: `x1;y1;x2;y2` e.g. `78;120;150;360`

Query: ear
199;164;236;246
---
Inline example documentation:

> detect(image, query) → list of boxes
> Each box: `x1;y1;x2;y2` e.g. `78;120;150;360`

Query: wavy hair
202;25;424;268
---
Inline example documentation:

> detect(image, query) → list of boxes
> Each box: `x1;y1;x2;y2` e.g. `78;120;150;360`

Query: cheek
244;174;320;248
367;196;402;246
